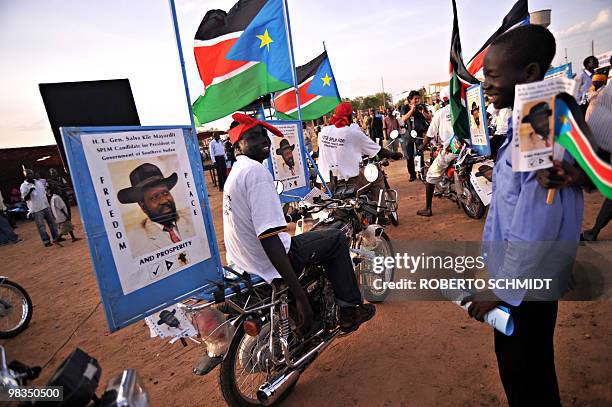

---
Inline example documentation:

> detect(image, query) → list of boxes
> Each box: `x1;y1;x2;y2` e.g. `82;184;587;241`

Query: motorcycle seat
193;265;265;302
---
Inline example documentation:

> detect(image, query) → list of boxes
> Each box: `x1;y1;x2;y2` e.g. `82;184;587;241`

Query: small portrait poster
512;77;577;171
264;120;311;203
62;126;222;331
466;84;491;156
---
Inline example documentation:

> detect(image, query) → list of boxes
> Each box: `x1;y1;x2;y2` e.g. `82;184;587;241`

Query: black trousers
288;229;361;307
402;138;423;178
591;198;612;237
214;156;227;190
494;301;561;407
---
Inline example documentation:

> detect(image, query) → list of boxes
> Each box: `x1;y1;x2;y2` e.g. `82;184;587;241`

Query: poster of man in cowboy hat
269;123;306;190
466;84;489;149
115;159;196;259
79;128;211;295
519;99;554;152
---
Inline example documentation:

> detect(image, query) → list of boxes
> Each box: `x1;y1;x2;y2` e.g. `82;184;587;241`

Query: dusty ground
2;160;611;406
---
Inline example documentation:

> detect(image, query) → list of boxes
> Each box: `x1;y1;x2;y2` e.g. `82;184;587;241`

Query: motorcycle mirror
364;163;379;183
410;130;418;139
274;180;284;195
99;369;149;407
389;130;399;140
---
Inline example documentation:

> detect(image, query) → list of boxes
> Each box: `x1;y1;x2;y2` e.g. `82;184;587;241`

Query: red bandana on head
228;113;284;144
330;102;353;128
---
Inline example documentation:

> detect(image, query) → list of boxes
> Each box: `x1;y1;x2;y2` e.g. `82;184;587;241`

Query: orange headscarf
330;102;353;128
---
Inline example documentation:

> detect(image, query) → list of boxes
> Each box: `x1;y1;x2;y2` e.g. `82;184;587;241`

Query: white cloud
557;8;611;38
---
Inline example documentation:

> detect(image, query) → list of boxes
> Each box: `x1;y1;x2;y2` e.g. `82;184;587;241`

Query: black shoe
55;237;66;242
339;303;376;333
416;208;432;217
409;177;416;182
582;229;598;242
44;242;53;247
193;354;223;375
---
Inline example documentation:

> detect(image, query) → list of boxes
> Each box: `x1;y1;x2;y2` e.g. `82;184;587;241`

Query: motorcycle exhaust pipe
257;370;301;405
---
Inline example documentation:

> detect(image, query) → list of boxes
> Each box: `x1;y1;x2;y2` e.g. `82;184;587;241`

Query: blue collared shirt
482;121;584;305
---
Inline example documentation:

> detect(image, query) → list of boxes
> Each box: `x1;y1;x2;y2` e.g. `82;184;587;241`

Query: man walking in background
209;134;227;191
20;169;59;247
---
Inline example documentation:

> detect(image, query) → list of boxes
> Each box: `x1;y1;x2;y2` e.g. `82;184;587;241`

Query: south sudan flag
192;0;293;124
555;93;612;199
449;0;479;142
274;51;341;121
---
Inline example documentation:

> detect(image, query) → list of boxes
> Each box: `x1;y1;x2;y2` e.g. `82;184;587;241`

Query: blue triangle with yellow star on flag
306;56;340;98
225;0;292;85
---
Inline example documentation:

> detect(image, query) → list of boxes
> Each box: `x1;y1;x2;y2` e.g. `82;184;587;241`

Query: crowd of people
205;24;610;406
0;167;78;247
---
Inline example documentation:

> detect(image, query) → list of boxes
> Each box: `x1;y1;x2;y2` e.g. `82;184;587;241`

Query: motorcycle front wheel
358;232;395;303
459;181;485;219
0;279;33;339
219;322;299;407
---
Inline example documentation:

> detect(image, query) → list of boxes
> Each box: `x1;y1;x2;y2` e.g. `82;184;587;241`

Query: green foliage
342;92;392;112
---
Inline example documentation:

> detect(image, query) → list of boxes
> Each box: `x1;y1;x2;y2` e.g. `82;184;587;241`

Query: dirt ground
2;160;611;406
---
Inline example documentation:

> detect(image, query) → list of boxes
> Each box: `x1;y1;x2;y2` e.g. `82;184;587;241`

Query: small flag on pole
449;0;479;142
555;92;612;199
274;51;341;121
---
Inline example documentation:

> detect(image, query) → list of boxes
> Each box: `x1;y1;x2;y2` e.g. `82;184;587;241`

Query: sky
0;0;610;148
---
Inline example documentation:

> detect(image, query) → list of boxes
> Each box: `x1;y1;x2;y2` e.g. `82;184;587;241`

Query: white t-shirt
426;104;454;148
20;179;49;213
50;194;68;223
317;123;381;182
223;155;291;283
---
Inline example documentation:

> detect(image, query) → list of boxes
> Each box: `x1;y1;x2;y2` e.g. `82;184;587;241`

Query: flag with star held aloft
555;93;612;199
274;51;341;120
192;0;293;124
449;0;479;142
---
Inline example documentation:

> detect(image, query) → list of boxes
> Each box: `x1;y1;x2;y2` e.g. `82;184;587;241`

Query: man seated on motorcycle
416;87;455;217
222;113;376;335
317;102;402;201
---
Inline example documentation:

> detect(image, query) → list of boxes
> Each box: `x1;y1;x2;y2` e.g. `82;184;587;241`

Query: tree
343;92;392;112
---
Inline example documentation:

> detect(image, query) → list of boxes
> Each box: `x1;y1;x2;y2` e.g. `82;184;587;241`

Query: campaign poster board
264;120;310;203
61;125;223;332
544;63;573;80
466;84;491;156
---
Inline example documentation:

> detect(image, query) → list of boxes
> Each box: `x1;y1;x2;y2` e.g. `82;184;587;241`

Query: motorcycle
143;172;393;407
290;163;396;302
430;144;491;220
0;277;32;339
0;345;149;406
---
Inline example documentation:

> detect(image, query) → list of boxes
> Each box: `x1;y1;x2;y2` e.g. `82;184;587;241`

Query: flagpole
270;93;280;120
282;0;331;195
281;0;303;124
168;0;196;130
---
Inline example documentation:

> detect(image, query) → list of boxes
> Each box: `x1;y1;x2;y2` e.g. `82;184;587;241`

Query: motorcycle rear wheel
219;323;299;407
459;181;485;219
0;279;33;339
358;232;395;303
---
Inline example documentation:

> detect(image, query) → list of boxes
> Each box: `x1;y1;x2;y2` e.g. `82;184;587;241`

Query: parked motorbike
0;345;149;406
431;144;490;220
144;172;393;407
290;163;396;302
0;277;32;339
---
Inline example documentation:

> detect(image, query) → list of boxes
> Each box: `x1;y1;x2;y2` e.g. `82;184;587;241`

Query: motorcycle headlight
99;369;149;407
